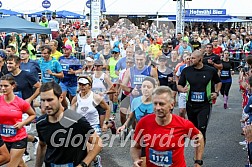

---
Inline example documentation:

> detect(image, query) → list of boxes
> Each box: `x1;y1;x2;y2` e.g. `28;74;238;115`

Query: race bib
14;91;22;98
149;148;172;166
50;163;74;167
43;71;53;80
191;91;205;102
133;75;146;85
220;70;230;77
0;125;17;137
61;64;70;71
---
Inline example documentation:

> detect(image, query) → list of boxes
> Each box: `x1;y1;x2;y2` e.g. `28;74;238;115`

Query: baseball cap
111;47;120;53
85;56;94;62
162;42;168;48
94;59;103;66
78;77;90;85
159;55;167;61
63;45;72;50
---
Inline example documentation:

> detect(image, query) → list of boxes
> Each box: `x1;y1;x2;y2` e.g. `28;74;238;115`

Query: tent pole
156;12;159;28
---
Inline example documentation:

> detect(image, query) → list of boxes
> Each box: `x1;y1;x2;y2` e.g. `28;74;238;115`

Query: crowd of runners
0;15;251;166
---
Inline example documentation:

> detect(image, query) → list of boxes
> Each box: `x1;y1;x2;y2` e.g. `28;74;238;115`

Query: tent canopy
0;9;23;17
0;16;51;34
55;10;85;19
28;10;53;17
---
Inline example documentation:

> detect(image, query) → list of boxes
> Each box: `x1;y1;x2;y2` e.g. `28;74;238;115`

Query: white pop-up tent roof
0;0;252;17
104;0;252;17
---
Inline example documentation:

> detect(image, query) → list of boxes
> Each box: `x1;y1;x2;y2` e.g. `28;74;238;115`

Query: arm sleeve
21;99;31;113
115;60;121;71
27;72;38;87
214;55;221;64
55;61;63;73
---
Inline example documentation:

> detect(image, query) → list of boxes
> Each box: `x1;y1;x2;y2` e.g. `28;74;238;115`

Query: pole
176;0;185;35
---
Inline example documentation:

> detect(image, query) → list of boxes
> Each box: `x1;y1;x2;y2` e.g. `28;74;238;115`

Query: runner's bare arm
130;141;143;167
70;96;77;111
121;68;131;92
151;67;159;85
35;141;47;167
80;132;102;166
193;132;204;164
26;82;41;103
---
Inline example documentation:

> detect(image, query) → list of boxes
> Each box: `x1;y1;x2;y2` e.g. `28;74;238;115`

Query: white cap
85;57;94;62
78;78;90;85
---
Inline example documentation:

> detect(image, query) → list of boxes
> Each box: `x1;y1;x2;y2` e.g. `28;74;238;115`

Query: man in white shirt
49;15;59;39
81;36;92;58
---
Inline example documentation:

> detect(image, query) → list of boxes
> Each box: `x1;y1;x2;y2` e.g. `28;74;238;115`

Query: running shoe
22;154;31;162
224;103;227;109
109;120;117;134
33;136;39;155
93;155;102;167
239;140;247;146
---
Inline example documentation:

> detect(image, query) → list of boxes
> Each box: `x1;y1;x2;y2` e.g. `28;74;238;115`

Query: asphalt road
26;74;247;167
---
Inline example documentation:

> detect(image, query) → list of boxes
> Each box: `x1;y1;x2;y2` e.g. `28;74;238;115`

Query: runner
176;53;191;118
38;45;64;83
36;81;102;167
177;50;222;144
0;135;10;165
220;50;234;109
0;75;36;167
71;76;112;167
117;76;156;167
58;44;82;109
131;86;204;167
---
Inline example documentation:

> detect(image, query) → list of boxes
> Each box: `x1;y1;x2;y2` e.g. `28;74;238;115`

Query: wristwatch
103;120;109;125
80;161;88;167
214;91;219;96
194;160;203;166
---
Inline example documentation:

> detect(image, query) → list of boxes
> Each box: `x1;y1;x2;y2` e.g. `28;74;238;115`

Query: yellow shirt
51;50;63;60
148;44;161;59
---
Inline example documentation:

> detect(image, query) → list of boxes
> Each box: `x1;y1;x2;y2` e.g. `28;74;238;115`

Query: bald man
177;50;222;145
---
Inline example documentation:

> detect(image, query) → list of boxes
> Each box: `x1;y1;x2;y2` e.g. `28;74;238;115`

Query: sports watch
80;161;88;167
194;160;203;166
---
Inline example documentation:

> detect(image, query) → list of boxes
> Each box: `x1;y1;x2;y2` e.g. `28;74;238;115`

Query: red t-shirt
212;46;222;56
133;114;200;167
0;95;30;142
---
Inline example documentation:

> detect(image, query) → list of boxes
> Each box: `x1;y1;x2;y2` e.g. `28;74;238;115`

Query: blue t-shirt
20;59;41;81
115;57;126;71
131;96;153;122
59;55;82;87
38;57;62;83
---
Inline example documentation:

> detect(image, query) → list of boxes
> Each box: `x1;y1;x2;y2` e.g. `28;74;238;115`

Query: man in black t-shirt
6;55;41;103
203;43;223;70
177;50;222;145
36;82;102;167
190;37;201;51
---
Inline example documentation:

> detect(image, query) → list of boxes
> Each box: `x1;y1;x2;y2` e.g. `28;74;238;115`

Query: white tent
0;0;251;17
